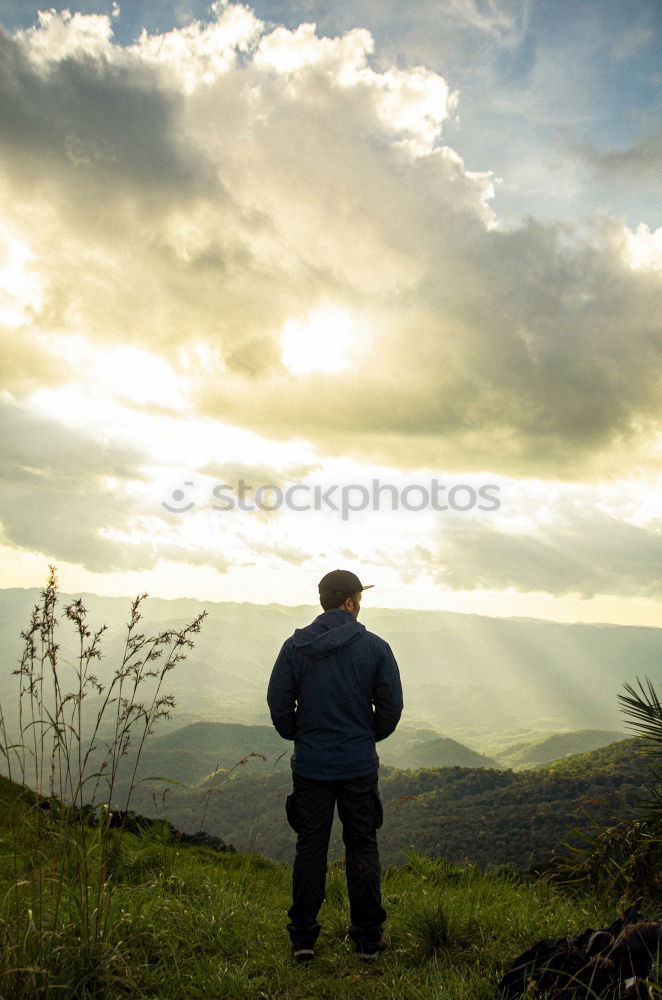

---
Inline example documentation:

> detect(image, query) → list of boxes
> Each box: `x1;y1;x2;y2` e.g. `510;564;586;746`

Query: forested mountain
117;737;645;871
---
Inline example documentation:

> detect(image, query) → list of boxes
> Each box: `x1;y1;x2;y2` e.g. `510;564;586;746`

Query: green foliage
620;677;662;818
124;737;644;873
547;676;662;913
620;677;662;748
0;788;622;999
549;815;662;910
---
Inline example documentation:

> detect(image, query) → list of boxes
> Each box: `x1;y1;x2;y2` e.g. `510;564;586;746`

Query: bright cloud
1;4;658;479
255;22;454;155
0;225;42;327
280;306;365;375
135;1;262;91
623;222;662;273
0;2;660;620
16;8;115;63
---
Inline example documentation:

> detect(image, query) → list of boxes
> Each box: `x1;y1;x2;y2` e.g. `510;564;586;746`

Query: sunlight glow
623;223;662;272
280;306;358;375
40;335;190;410
0;226;42;327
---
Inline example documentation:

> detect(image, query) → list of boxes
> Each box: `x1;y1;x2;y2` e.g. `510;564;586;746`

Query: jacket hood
292;609;365;659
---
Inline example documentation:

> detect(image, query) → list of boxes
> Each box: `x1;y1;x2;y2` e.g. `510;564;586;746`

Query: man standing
267;569;403;962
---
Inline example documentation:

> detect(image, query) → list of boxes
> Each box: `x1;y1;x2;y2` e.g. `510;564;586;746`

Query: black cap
318;569;374;602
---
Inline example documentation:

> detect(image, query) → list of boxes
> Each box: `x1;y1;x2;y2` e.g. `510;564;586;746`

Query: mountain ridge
2;587;660;743
4;585;662;630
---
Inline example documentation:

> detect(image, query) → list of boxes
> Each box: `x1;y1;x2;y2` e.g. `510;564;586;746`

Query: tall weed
0;567;206;997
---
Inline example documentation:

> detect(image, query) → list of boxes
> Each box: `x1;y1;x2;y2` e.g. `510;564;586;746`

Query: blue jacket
267;608;403;780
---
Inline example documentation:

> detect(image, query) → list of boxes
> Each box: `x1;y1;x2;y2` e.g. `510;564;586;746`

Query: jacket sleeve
373;640;403;741
267;641;298;740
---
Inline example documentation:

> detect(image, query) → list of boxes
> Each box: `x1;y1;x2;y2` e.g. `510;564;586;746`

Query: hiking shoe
292;946;315;962
356;934;389;960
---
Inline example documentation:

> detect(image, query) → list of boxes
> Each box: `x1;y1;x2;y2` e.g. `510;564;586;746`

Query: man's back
267;608;403;780
267;569;403;962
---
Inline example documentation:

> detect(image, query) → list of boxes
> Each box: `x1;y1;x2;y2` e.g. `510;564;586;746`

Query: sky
0;0;660;624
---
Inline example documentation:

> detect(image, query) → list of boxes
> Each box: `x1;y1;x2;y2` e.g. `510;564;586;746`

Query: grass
0;807;626;999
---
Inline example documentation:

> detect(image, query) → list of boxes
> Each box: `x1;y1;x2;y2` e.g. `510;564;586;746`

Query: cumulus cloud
0;21;217;199
0;3;660;487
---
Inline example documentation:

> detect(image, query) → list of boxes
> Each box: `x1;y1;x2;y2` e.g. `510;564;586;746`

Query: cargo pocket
374;789;384;830
285;791;298;832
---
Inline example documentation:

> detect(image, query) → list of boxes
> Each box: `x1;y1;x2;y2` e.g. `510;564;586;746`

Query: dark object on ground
28;794;235;853
104;808;234;852
357;933;390;961
175;828;234;852
497;907;661;998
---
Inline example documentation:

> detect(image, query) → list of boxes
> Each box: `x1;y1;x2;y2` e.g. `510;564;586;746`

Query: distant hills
151;720;502;770
1;587;660;747
58;720;628;809
104;721;625;792
494;729;627;770
84;721;500;788
150;721;288;772
380;729;499;769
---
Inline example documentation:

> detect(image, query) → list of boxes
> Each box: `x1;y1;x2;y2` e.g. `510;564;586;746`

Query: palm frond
618;677;662;749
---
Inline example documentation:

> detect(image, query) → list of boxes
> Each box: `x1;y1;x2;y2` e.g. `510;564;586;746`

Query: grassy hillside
0;773;624;1000
0;771;36;811
494;729;627;770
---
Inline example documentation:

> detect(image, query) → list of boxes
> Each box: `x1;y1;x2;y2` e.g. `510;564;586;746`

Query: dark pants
285;769;387;950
